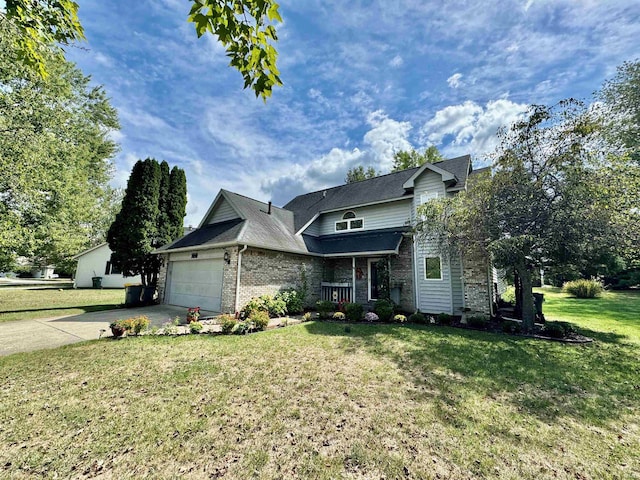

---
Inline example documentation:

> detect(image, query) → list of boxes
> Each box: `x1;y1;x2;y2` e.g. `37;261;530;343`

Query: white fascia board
295;212;320;236
153;241;322;258
72;242;107;260
319;196;412;214
296;196;413;236
402;164;456;189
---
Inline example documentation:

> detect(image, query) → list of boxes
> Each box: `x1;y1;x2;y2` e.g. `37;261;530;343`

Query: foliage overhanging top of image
188;0;282;100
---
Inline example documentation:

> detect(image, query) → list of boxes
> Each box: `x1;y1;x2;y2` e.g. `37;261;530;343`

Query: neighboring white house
73;243;141;288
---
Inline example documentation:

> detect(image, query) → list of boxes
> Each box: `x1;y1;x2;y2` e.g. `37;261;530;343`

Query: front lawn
1;297;638;478
536;286;640;343
0;288;125;323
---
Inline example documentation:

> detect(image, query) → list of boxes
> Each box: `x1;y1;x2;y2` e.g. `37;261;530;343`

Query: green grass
537;287;640;344
1;291;639;479
0;288;125;322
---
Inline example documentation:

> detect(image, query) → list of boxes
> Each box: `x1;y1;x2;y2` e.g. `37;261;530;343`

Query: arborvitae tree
156;160;172;246
107;158;187;286
107;159;161;286
167;166;188;239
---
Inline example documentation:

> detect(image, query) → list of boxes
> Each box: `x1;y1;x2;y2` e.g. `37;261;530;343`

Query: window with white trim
424;256;442;280
420;192;440;204
335;211;364;232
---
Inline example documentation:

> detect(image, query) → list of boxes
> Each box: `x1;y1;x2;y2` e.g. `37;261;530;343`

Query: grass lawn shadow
304;321;640;426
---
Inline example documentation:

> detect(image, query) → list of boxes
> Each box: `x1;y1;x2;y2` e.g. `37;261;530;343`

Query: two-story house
153;154;495;316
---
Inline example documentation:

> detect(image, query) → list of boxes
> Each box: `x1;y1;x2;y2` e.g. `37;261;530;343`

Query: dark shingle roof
284;155;471;231
155;218;244;251
303;227;410;255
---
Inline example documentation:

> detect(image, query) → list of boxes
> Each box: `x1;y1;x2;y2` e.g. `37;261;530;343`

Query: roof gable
402;154;471;189
198;190;243;227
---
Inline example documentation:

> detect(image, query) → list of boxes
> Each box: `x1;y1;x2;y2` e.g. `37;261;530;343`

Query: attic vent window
335;211;364;232
191;252;198;259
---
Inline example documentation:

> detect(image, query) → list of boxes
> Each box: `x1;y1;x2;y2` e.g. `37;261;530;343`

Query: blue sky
66;0;640;226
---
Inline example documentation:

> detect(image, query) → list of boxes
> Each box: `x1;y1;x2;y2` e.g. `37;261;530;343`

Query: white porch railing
320;282;353;303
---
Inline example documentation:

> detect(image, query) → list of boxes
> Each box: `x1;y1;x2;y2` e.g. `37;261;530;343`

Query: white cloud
260;110;414;204
447;73;463;89
363;111;413;171
420;99;529;159
389;55;403;67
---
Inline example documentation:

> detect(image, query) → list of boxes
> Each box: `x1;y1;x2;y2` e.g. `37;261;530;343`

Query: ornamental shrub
562;279;603;298
543;321;576;338
302;312;312;322
275;289;304;314
344;303;363;321
249;309;270;330
437;313;452;325
189;321;203;334
220;314;237;334
241;295;287;318
364;311;379;322
501;320;521;334
393;314;407;323
332;312;346;320
408;312;426;324
316;300;335;319
466;315;489;329
373;299;394;321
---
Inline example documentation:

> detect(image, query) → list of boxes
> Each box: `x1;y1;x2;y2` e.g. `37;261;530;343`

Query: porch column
352;257;356;303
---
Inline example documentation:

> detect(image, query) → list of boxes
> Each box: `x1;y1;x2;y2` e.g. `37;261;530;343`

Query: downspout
487;261;495;317
412;234;420;312
234;245;248;313
352;257;356;303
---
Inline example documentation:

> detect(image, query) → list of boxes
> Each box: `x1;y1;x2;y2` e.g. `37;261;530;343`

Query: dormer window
335;211;364;232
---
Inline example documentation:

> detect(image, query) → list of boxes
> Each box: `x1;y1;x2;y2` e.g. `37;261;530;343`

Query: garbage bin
91;276;103;289
124;284;143;307
141;285;156;305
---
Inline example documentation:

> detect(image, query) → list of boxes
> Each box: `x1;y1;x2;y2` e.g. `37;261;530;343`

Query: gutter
234;245;248;313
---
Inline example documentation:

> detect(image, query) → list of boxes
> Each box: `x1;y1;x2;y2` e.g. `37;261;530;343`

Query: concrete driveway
0;305;217;357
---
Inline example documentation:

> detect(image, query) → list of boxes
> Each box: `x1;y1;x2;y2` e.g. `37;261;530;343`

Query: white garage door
167;259;223;312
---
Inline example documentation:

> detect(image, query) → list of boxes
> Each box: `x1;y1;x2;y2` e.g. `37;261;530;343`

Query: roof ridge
287;166;421;200
222;189;288;211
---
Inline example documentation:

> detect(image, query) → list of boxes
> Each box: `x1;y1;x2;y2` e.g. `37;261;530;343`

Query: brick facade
389;236;415;312
236;248;323;311
462;254;491;315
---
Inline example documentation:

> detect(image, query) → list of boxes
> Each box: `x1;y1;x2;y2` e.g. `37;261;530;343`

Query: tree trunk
514;269;523;319
517;265;535;332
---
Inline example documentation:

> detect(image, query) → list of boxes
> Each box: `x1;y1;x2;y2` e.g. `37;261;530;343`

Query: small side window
335;221;348;231
425;257;442;280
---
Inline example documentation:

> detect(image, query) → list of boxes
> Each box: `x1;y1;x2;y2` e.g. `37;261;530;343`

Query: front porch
319;249;413;312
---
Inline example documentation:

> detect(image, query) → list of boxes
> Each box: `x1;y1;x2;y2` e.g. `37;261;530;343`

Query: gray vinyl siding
304;218;320;236
207;198;239;224
413;170;453;314
316;200;412;236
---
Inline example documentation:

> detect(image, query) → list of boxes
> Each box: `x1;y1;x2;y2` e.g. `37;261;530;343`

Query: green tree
0;21;119;271
107;158;187;286
391;146;443;172
2;0;84;79
598;59;640;159
417;101;616;331
345;165;378;183
188;0;282;100
3;0;283;100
